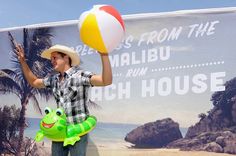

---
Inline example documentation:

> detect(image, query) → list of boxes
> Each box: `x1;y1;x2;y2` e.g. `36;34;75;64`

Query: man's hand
15;44;25;63
13;43;45;88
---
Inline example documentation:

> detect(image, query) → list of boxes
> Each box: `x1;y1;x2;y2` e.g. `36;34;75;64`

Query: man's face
50;52;66;72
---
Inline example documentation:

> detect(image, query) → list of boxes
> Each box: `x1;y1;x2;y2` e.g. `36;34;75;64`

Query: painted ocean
25;118;188;147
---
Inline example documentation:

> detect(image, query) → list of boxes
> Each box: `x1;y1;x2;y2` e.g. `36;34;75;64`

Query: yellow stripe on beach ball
80;13;107;53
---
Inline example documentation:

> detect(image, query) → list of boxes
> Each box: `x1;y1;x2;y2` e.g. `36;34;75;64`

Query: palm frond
87;99;102;110
2;69;20;84
0;70;22;98
28;28;53;76
23;28;30;59
31;87;52;101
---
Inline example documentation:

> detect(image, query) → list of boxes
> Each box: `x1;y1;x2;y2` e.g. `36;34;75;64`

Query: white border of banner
1;7;236;32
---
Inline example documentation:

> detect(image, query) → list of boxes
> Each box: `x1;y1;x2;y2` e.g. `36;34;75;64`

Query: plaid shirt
43;66;93;124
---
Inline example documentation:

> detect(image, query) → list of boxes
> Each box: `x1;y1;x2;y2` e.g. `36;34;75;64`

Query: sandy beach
85;141;236;156
87;148;235;156
36;141;235;156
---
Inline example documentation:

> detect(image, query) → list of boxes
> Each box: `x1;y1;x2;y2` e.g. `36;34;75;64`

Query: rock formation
125;118;182;148
125;77;236;154
167;77;236;154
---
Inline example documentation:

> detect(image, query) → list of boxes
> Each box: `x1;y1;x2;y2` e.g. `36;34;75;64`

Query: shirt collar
55;66;79;80
65;66;75;77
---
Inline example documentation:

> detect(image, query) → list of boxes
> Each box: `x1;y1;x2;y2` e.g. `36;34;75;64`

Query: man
16;44;112;156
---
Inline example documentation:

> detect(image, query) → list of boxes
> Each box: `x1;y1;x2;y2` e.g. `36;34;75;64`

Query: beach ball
79;5;125;54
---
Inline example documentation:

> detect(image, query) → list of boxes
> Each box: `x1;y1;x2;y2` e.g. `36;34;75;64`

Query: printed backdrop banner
0;7;236;155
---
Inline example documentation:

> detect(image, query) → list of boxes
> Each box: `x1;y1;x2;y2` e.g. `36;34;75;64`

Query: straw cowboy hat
41;44;80;66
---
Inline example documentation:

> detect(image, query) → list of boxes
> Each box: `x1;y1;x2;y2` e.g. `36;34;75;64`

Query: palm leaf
2;69;21;85
31;87;52;102
88;99;102;110
0;70;22;98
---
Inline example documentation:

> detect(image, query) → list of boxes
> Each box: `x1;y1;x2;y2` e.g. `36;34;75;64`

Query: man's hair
58;52;72;66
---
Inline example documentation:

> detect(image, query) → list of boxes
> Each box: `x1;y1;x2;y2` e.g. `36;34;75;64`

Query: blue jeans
51;134;88;156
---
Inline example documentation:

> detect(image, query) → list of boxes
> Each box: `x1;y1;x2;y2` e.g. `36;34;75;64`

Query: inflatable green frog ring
35;107;96;146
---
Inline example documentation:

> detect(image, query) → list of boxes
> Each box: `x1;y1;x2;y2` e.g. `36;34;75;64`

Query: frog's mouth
42;121;55;129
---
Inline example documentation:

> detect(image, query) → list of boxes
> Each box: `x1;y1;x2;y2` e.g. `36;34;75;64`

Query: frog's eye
44;107;52;114
56;109;63;116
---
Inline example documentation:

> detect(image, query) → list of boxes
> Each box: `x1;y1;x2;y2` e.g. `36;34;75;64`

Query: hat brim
41;45;80;66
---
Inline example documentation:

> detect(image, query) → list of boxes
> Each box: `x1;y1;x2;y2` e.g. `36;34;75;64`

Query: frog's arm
63;116;97;146
35;130;44;142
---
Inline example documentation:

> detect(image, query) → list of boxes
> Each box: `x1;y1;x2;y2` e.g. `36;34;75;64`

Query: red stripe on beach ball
99;5;125;30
